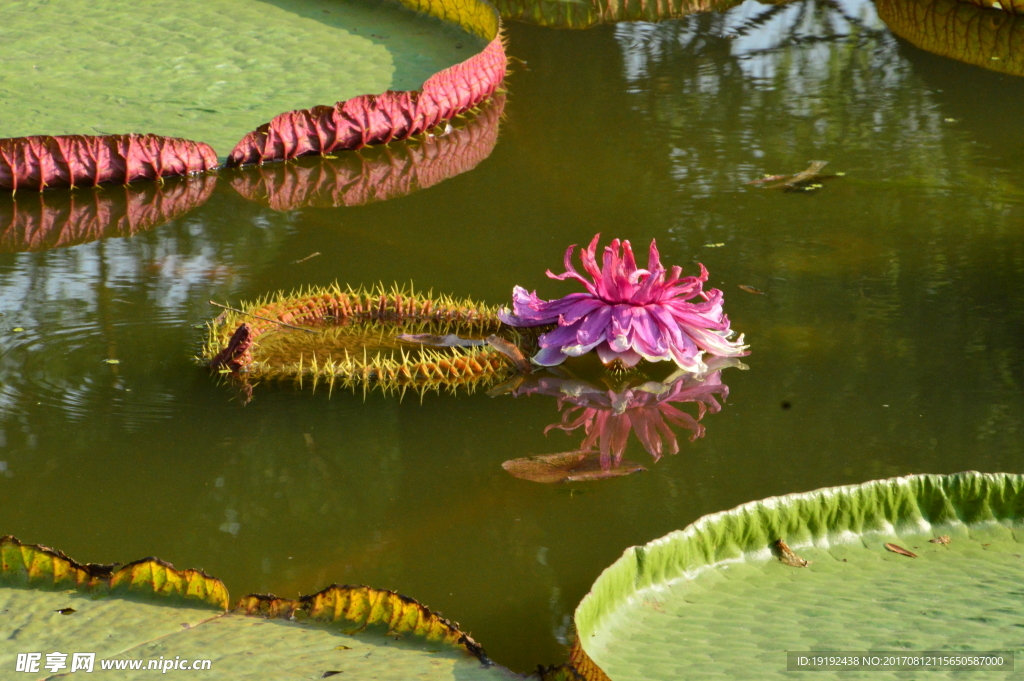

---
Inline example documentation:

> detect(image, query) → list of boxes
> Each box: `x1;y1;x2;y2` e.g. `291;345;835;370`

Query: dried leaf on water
486;335;532;374
748;161;837;191
293;252;321;265
502;450;646;484
884;543;918;557
773;539;809;567
929;535;951;545
738;285;765;295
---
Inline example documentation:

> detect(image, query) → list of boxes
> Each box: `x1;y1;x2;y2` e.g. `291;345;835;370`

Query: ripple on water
0;312;187;428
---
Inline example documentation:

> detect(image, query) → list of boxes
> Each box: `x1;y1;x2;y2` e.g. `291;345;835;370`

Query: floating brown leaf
773;539;809;567
502;450;646;484
738;285;765;295
749;161;833;191
884;542;918;557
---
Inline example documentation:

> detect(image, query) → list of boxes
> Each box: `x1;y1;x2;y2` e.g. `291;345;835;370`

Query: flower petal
532;344;570;366
576;304;613;345
596;344;643;367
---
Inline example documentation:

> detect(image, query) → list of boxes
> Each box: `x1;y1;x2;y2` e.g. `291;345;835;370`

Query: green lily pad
573;472;1024;680
876;0;1024;77
0;0;486;156
0;537;520;680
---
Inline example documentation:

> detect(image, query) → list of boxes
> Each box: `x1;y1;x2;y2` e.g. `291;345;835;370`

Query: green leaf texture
574;472;1024;680
0;537;520;680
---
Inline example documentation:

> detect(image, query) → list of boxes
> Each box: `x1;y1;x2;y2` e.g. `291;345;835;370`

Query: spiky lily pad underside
201;284;537;396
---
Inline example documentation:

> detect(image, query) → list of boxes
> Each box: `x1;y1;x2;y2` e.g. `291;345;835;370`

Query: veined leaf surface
0;537;520;680
573;472;1024;680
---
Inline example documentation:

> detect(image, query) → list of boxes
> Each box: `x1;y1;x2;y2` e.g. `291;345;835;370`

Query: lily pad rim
573;470;1024;646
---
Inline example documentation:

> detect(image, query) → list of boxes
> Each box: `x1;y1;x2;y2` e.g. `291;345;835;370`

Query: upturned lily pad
202;285;538;396
877;0;1024;76
0;0;489;156
572;472;1024;680
0;536;519;680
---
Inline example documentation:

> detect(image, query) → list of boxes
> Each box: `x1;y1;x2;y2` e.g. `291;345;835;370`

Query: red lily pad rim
0;0;506;191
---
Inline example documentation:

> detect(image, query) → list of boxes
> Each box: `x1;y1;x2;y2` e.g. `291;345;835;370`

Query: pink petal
596;344;643;366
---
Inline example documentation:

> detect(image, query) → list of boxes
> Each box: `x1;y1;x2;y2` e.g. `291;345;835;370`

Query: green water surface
0;0;1023;674
0;0;483;155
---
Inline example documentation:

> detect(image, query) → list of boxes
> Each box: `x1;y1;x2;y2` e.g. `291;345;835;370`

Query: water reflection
876;0;1024;76
0;175;216;254
229;95;505;211
504;358;744;478
495;0;751;28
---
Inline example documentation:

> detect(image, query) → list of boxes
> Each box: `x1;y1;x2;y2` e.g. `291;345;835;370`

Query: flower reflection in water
502;358;745;482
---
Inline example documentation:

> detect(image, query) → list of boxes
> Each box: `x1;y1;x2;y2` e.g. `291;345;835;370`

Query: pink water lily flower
499;234;748;372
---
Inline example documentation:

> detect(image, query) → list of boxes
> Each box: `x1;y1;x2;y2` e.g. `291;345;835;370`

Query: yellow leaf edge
0;535;229;610
0;535;610;677
235;586;491;664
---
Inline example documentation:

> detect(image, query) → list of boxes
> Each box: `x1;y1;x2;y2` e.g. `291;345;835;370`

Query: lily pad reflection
229;95;505;211
0;174;216;253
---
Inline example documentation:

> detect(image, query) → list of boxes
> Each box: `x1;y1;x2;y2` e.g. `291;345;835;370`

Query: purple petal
532;344;570;366
563;339;604;357
576;305;613;345
608;305;633;351
629;307;670;359
558;297;607;326
537;319;585;349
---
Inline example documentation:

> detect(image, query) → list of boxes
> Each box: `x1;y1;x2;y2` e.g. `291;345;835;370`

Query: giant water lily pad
229;94;504;210
0;0;487;155
0;536;520;680
877;0;1024;76
573;472;1024;680
202;285;537;396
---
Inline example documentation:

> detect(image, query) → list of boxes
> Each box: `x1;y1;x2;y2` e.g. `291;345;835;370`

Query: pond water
1;0;1023;672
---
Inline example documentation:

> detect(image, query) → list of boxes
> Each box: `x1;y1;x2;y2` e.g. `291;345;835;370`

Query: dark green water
1;0;1023;672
